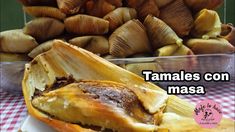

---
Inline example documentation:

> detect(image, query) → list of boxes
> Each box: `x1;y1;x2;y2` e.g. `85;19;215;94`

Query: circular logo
194;99;222;128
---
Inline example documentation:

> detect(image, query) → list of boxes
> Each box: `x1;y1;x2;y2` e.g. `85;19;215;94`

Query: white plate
20;115;55;132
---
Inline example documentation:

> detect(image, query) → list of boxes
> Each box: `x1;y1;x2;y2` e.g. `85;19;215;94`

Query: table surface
1;81;235;132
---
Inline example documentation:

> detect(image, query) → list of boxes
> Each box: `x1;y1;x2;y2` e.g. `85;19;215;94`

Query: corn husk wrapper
28;40;54;58
102;55;126;69
186;38;235;54
28;39;65;58
18;0;57;6
22;40;234;131
160;0;193;37
29;36;109;58
144;15;183;50
156;45;179;57
104;7;137;31
23;17;64;42
56;0;86;14
0;53;30;62
158;45;195;56
23;6;66;20
109;20;151;57
191;9;221;39
184;0;224;12
85;0;122;17
69;36;109;55
156;45;197;72
22;40;169;131
138;0;160;21
221;24;235;46
64;15;109;35
0;29;38;53
171;45;194;56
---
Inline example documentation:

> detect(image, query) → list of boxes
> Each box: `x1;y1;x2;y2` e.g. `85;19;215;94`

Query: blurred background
0;0;235;31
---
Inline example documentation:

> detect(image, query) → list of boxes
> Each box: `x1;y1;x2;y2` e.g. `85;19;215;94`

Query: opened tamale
22;40;235;132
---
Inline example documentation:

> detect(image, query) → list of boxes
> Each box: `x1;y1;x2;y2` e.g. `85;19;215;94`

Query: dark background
1;0;235;31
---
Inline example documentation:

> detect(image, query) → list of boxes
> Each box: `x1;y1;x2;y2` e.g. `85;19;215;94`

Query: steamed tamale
22;40;235;132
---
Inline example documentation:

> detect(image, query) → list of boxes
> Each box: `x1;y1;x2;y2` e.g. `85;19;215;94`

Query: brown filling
78;81;137;110
34;78;154;124
77;81;154;123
